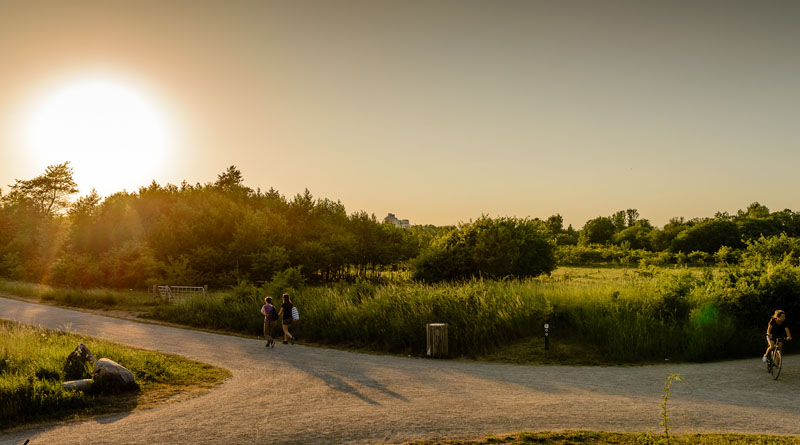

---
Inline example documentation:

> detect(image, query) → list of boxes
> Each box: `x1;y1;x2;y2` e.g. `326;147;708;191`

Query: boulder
64;344;96;380
92;358;137;393
62;379;94;392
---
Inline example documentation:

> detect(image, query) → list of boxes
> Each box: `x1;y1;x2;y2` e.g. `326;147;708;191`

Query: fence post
426;323;448;358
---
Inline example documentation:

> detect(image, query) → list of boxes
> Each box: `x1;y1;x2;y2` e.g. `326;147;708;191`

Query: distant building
384;213;411;228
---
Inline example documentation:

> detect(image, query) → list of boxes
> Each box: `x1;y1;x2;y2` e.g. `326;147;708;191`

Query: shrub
263;266;306;298
714;246;741;266
412;216;555;282
670;219;742;253
741;234;800;268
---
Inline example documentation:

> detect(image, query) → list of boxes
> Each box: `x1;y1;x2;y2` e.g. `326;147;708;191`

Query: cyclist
763;310;792;362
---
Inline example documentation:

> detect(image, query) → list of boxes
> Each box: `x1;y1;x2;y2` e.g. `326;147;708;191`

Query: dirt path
1;296;798;444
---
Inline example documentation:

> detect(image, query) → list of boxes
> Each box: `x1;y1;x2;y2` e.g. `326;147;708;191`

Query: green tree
650;217;690;251
579;216;616;245
671;219;742;253
625;208;640;227
5;162;78;217
741;201;770;219
612;225;652;250
413;216;555;282
544;214;564;235
214;165;245;190
611;210;627;231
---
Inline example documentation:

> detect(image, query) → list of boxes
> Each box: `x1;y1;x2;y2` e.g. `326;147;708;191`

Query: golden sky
1;1;799;227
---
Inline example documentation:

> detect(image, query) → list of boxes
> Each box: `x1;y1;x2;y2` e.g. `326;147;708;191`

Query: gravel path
1;296;799;444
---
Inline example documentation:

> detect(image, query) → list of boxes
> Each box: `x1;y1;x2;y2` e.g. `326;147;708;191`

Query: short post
426;323;448;358
544;323;549;350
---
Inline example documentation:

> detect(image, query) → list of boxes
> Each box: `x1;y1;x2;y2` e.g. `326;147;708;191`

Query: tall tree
544;214;564;235
625;208;640;227
5;162;78;217
580;216;616;245
214;165;246;190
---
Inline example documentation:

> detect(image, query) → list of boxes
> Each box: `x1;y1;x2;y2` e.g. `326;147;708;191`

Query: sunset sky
1;1;798;228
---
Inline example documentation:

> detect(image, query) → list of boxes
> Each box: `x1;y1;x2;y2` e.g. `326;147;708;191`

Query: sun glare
19;74;177;196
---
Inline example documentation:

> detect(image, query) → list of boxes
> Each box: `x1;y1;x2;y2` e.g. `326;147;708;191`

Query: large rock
64;344;96;380
62;379;94;392
92;358;137;393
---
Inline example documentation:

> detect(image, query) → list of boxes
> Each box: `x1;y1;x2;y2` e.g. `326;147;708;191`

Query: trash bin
426;323;448;358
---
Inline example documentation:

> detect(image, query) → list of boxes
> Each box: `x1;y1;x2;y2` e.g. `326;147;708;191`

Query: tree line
546;204;800;252
2;162;799;288
0;163;425;288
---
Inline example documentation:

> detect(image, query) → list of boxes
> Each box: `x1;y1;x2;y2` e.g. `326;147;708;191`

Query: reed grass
148;266;749;361
3;266;771;363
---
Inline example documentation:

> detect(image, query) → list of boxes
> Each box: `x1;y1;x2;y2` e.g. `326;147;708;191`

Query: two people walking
260;293;297;347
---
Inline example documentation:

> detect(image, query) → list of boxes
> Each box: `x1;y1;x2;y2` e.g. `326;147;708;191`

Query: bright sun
20;74;177;196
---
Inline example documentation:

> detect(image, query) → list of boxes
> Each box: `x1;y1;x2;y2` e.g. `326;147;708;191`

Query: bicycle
766;337;789;380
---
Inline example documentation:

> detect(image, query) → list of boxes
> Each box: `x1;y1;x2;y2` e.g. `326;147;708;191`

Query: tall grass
149;267;751;361
0;280;156;309
7;264;781;363
0;320;229;429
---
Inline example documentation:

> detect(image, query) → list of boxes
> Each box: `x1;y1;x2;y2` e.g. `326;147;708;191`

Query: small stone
62;379;94;392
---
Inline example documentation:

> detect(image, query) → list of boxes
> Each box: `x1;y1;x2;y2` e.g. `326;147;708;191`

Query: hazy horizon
2;0;799;228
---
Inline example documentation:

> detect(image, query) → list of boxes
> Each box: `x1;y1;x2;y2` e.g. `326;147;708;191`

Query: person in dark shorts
277;293;295;345
763;309;792;362
260;296;277;348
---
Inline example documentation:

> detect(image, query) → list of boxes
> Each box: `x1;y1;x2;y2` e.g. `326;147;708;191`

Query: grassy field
0;319;230;430
0;280;158;311
144;265;747;363
0;264;774;364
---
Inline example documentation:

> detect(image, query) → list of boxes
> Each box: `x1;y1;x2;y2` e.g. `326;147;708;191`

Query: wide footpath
1;296;799;444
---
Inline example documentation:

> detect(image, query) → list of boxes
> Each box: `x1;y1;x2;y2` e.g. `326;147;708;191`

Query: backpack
269;305;279;322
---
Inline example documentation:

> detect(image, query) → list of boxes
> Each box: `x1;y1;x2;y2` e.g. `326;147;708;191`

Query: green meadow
3;261;793;364
146;263;782;363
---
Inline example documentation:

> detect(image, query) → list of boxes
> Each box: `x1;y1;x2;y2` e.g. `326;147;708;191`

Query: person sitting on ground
763;309;792;362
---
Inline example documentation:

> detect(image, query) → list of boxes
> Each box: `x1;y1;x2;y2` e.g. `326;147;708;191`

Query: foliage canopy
412;216;556;282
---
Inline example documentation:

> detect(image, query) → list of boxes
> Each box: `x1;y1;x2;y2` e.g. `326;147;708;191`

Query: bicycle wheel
771;350;782;380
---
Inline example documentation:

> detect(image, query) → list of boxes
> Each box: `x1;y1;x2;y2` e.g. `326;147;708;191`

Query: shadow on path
278;345;408;406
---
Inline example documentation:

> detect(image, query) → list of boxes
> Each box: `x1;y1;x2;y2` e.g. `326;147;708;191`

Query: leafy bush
647;271;695;323
262;266;305;298
412;216;556;282
741;234;800;268
670;219;742;253
714;246;741;266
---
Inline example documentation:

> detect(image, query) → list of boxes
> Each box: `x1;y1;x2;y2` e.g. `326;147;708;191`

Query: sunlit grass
147;266;736;363
0;280;156;310
3;266;745;364
0;319;230;429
